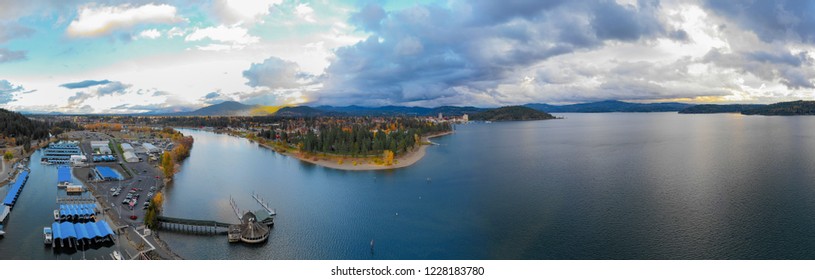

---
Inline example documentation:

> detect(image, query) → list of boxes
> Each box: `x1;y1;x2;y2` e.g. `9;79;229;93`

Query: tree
22;138;30;153
3;151;12;161
383;150;394;166
161;152;174;178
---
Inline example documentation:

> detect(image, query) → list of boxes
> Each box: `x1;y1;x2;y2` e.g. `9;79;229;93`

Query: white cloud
67;4;184;37
185;25;260;50
138;29;161;39
213;0;283;24
166;27;186;38
295;3;316;23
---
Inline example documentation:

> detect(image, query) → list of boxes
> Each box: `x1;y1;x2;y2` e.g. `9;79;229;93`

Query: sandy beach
258;131;452;171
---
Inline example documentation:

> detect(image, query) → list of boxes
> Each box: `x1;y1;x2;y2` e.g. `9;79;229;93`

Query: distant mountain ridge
174;101;256;116
525;100;693;112
161;100;698;117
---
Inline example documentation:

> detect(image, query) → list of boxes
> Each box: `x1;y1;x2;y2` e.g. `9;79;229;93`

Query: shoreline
256;131;453;171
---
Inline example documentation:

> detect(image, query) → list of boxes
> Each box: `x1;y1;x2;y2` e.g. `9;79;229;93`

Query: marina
41;142;82;165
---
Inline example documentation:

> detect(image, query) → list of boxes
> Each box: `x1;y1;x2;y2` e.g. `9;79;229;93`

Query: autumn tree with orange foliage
383;150;395;165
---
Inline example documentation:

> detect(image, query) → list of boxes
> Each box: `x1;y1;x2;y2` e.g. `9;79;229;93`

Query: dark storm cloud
311;0;674;105
351;3;386;31
60;79;111;89
590;0;664;41
704;0;815;43
467;0;567;25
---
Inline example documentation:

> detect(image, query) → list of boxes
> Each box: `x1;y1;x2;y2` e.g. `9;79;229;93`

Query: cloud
0;80;26;104
138;29;161;39
704;48;815;89
61;80;132;111
0;23;34;43
243;56;313;88
185;25;259;50
204;92;220;99
314;1;676;105
67;92;94;108
97;81;131;95
351;3;386;31
67;3;183;37
60;79;111;89
199;91;235;105
212;0;282;25
295;3;316;23
703;0;815;43
0;48;26;63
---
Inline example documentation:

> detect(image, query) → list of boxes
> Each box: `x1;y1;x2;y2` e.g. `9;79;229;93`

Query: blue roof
3;171;29;206
51;221;116;240
58;166;72;183
58;204;96;218
95;167;122;180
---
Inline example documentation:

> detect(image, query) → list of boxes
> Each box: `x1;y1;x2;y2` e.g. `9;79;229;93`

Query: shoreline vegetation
252;131;453;171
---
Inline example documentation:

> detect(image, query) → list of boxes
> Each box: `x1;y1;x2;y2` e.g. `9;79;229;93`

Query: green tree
3;151;12;161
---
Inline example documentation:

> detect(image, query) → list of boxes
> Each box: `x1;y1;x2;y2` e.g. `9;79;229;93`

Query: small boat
44;227;53;246
111;251;122;260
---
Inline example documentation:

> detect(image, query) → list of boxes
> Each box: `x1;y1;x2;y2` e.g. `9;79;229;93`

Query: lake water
158;113;815;259
0;151;117;260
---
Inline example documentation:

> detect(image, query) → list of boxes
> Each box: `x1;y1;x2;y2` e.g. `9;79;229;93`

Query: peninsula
470;106;557;121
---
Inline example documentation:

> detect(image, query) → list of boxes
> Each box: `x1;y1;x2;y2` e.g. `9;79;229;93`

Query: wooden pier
155;216;234;235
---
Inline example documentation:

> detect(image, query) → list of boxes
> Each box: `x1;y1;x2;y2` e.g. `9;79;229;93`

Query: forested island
470;106;557;121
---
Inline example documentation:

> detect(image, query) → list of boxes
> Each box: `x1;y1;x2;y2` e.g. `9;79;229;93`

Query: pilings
157;221;224;235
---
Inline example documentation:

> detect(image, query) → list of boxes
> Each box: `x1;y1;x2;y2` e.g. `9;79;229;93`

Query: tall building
438;113;443;119
462;114;469;122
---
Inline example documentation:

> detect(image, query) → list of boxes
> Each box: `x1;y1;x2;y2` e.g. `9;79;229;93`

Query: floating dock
0;170;30;235
50;221;116;249
57;166;71;188
3;170;30;207
42;142;82;164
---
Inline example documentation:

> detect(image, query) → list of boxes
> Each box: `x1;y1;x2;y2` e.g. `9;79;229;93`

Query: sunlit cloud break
67;3;184;37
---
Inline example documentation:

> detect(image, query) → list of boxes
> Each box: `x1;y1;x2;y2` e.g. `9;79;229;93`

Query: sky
1;0;815;113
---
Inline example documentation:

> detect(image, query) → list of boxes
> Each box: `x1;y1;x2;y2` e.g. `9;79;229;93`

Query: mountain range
143;100;698;117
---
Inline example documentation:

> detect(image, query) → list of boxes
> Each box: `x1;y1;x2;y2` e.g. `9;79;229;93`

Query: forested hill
741;100;815;115
0;108;52;144
678;104;766;114
470;106;556;121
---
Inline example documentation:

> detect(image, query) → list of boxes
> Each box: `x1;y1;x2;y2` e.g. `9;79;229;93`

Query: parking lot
91;154;162;224
69;135;166;226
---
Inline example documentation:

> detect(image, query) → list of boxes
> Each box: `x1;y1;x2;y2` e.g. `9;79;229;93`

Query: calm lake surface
159;113;815;259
